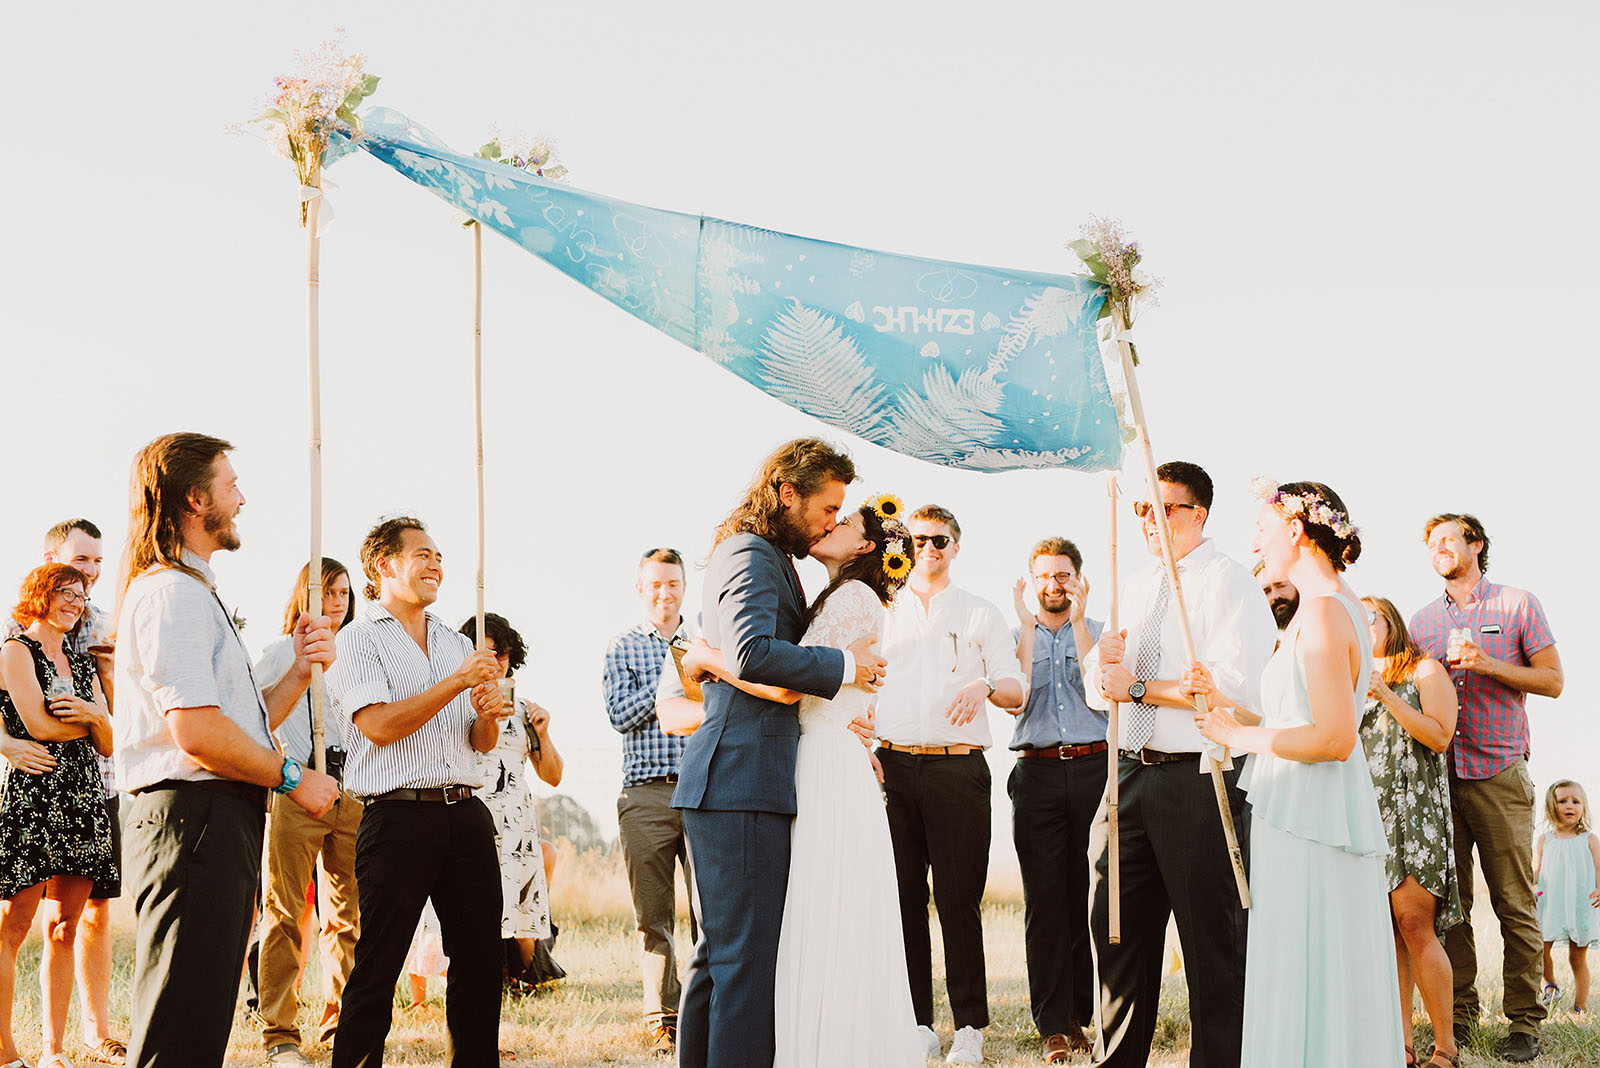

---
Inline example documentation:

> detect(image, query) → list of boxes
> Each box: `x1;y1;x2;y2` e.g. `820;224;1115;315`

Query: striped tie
1123;572;1171;751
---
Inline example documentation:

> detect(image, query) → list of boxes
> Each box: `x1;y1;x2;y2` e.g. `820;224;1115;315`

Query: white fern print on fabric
337;108;1127;471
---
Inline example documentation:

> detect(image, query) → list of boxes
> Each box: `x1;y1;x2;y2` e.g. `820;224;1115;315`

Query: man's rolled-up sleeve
328;626;392;715
978;603;1026;686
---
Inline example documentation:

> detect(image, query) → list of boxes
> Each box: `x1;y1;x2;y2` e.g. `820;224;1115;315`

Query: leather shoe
1451;1022;1470;1050
1041;1034;1071;1063
1501;1031;1538;1063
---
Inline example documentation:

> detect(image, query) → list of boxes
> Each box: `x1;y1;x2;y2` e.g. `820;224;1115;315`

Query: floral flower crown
1251;477;1359;539
867;494;912;580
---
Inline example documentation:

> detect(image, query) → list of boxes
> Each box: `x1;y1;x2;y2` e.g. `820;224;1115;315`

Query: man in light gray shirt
114;433;339;1068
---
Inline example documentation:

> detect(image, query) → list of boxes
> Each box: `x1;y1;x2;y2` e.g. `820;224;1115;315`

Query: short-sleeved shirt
1410;578;1556;780
1010;618;1106;749
255;635;351;768
328;601;482;796
113;553;275;793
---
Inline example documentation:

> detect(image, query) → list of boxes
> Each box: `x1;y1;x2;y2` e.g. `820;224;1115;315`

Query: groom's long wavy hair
713;439;857;551
803;506;912;629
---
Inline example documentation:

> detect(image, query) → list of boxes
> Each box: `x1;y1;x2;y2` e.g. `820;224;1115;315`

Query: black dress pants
1088;755;1249;1068
124;784;265;1068
1008;752;1104;1037
332;797;503;1068
881;748;991;1030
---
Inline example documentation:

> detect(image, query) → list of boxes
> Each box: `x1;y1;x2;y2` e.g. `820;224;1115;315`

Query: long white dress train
774;580;923;1068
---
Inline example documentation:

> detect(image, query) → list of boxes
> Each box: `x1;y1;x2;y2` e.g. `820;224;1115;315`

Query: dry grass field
4;843;1598;1066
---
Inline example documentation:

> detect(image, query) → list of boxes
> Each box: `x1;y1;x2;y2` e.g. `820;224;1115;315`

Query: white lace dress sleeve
800;580;883;653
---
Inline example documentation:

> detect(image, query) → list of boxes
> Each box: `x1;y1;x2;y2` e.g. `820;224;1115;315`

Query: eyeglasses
1034;572;1079;587
53;588;87;605
1133;500;1199;520
911;534;953;550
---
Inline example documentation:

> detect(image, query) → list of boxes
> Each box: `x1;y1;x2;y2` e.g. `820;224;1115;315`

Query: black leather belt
1018;742;1109;760
639;774;679;785
366;785;476;804
1120;748;1201;766
137;777;268;808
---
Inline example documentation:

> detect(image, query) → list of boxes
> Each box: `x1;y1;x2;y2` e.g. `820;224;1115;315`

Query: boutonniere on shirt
231;607;248;632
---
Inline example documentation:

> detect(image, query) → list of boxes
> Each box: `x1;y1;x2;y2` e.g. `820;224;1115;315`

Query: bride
691;496;924;1068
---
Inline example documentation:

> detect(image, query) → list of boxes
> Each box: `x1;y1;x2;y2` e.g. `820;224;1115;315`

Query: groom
675;438;887;1068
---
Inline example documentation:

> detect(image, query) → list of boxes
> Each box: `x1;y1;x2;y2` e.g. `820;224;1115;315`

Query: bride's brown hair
802;506;911;628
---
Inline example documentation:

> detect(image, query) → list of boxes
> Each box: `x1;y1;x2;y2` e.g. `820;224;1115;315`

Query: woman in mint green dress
1188;481;1404;1068
1362;596;1462;1067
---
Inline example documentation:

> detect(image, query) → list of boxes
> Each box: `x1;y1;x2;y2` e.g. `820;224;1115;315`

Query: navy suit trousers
677;809;793;1068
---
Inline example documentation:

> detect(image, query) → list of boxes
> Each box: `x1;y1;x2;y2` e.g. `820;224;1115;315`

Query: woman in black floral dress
0;564;115;1068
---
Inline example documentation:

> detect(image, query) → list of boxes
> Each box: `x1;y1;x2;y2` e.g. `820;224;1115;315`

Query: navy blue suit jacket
672;532;845;814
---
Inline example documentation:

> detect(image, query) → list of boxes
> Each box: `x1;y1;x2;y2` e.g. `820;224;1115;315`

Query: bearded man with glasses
1080;460;1276;1068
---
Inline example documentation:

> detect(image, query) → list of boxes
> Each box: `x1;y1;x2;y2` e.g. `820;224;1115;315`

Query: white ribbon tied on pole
299;185;336;233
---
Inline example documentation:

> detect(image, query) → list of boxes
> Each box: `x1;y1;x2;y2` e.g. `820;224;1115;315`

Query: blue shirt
1009;618;1106;749
602;620;686;787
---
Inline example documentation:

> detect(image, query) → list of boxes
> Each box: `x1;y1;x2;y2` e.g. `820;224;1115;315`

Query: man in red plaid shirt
1410;513;1564;1064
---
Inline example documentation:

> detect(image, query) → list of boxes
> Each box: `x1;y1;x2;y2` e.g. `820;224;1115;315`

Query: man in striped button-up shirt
327;517;506;1068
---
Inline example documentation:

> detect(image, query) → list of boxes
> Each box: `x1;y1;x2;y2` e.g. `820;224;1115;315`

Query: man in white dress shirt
1080;461;1277;1068
327;516;506;1068
875;505;1026;1066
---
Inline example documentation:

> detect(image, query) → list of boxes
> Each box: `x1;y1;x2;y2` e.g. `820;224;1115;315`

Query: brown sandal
1404;1044;1416;1067
1422;1048;1460;1068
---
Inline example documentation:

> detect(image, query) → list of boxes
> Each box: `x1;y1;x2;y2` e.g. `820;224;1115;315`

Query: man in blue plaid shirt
604;547;696;1056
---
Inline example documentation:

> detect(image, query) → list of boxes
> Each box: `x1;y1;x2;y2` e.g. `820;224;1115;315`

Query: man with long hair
674;438;887;1068
257;558;362;1066
114;433;340;1068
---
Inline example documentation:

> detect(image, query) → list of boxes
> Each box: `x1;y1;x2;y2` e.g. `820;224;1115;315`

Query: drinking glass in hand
1447;627;1471;666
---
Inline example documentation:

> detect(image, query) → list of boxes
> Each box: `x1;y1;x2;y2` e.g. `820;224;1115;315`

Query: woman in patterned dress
1361;596;1463;1068
0;564;115;1068
459;613;565;989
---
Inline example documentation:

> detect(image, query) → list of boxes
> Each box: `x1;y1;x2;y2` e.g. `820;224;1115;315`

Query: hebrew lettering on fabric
335;108;1126;472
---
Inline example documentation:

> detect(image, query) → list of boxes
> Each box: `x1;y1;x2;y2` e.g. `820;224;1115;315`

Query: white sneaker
916;1025;940;1058
946;1026;983;1064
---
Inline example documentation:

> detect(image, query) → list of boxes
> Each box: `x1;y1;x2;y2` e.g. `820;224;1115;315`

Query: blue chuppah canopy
332;108;1126;472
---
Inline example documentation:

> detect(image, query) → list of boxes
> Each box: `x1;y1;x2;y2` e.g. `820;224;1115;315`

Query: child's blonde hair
1545;779;1592;832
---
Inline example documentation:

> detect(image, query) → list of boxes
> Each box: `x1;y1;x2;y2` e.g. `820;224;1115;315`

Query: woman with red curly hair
0;563;115;1068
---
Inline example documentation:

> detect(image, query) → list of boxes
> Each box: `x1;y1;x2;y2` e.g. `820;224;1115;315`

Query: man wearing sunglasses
1080;461;1276;1068
875;505;1026;1065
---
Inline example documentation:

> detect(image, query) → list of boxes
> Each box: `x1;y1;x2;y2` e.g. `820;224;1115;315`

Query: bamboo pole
1106;471;1121;943
305;167;326;774
1110;305;1250;909
472;220;486;650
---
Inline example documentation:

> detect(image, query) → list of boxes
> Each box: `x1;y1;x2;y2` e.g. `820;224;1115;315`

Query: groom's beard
773;511;813;559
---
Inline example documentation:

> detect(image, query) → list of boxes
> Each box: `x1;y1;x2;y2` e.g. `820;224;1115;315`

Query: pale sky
3;2;1594;860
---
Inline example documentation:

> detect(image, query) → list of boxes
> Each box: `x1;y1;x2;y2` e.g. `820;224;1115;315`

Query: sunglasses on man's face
1133;500;1199;520
911;534;953;550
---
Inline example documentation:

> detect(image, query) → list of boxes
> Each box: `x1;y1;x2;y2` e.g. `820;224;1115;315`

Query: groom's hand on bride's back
849;636;887;692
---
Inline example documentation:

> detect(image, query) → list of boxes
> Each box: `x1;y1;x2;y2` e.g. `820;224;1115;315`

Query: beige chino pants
260;788;364;1050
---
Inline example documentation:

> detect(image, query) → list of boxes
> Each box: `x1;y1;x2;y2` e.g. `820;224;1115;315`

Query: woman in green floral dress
1361;596;1463;1068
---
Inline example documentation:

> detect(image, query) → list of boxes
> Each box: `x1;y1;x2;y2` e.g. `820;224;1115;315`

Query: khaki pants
260;788;363;1049
618;780;695;1027
1446;759;1546;1035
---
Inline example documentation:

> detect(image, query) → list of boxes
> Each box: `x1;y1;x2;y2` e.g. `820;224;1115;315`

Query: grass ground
4;844;1598;1066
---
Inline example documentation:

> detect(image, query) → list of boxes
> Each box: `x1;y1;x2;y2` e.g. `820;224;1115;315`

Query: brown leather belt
137;777;268;808
367;785;476;804
1120;748;1201;766
877;741;983;756
1018;741;1109;761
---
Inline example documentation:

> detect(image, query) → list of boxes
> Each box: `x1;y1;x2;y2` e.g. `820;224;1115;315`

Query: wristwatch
275;756;304;795
1127;680;1147;702
982;677;997;699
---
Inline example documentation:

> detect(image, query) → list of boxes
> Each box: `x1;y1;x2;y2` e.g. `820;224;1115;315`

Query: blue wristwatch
275;756;304;795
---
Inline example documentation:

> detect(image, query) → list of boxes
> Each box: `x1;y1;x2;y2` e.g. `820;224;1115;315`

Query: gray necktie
1123;572;1171;751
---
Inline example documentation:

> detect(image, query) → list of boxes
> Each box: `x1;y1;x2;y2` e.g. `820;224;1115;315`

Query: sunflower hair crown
868;493;903;523
882;537;912;581
1251;477;1358;539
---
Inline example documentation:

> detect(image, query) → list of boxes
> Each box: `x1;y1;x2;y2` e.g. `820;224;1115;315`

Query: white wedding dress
774;580;923;1068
